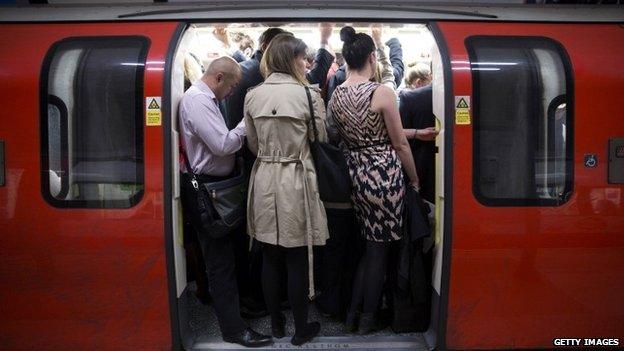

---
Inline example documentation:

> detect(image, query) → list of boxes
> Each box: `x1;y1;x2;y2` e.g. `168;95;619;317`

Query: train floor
179;283;430;351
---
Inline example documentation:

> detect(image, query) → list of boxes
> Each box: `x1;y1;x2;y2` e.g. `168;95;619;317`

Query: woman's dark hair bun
340;26;356;43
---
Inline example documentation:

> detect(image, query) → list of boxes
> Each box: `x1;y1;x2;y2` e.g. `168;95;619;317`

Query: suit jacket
399;85;435;203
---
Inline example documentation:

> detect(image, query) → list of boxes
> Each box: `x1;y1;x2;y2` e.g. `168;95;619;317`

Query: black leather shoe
271;313;286;338
291;321;320;346
223;328;273;348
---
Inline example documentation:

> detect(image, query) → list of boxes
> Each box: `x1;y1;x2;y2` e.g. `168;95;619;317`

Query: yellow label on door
146;97;162;126
455;96;471;125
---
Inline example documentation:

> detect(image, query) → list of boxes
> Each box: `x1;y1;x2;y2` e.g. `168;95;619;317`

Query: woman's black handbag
304;87;351;203
181;148;247;239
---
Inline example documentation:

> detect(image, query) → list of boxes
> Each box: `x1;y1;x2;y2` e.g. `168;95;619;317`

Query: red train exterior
0;4;622;351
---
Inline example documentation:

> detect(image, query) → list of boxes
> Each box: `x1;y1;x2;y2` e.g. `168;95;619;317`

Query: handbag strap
179;138;199;189
304;86;319;142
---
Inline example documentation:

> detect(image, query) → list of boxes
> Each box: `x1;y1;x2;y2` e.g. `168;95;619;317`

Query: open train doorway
167;21;448;351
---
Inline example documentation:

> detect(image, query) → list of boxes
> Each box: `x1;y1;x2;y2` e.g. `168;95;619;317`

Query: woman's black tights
349;240;391;314
262;244;309;335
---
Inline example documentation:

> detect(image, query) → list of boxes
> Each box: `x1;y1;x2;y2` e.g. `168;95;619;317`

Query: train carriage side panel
0;22;179;351
437;22;624;350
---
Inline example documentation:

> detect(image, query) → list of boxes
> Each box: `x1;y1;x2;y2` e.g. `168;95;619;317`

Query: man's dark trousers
180;173;246;336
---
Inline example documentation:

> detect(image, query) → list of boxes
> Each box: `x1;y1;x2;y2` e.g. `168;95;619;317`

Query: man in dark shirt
399;85;437;203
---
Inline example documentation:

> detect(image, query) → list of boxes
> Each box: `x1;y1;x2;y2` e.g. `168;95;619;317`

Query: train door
0;22;181;350
434;23;624;349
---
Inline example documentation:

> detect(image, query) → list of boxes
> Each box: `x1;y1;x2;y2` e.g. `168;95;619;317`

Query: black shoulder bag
181;147;247;239
304;86;352;203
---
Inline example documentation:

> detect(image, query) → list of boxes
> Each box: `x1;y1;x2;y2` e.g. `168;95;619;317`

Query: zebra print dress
328;81;404;242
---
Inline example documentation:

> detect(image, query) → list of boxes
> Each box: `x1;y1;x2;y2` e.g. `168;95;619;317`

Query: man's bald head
202;56;241;100
204;56;241;81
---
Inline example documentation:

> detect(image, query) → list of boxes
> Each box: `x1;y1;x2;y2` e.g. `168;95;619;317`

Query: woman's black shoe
223;327;273;348
345;312;358;333
291;322;320;346
357;313;384;335
271;313;286;338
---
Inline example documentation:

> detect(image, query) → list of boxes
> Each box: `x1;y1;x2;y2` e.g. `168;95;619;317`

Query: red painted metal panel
437;22;624;349
0;22;179;351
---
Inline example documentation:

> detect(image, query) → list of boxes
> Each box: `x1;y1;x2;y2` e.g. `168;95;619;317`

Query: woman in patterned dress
328;26;420;334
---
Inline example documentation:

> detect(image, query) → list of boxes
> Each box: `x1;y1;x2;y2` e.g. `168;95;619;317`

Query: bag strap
304;86;319;142
179;138;199;189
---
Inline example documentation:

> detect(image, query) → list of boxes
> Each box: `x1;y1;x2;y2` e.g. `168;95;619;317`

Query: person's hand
409;180;420;192
213;27;230;48
371;24;383;47
319;23;334;45
415;127;439;141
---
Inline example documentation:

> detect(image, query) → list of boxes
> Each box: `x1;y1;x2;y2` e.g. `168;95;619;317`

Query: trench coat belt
252;154;316;299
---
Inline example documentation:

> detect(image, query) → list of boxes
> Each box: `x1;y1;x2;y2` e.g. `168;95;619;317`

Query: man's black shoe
223;328;273;348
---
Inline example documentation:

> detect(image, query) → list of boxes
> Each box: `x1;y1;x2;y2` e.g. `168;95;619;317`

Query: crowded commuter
403;62;432;90
326;24;404;103
178;56;272;348
244;34;329;346
328;26;420;334
399;72;437;203
225;24;336;318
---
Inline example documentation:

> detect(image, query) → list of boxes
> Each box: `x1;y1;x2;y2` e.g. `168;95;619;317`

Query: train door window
466;36;573;206
41;37;149;208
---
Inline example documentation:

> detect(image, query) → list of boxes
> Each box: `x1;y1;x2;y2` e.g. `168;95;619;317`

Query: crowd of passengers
179;24;439;347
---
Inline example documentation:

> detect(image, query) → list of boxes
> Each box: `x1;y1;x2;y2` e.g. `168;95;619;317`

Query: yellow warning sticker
455;96;471;125
146;96;162;126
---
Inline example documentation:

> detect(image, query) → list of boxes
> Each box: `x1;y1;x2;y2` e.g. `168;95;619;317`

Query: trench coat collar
264;72;303;85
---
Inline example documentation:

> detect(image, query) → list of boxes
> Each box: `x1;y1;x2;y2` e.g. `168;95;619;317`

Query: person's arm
325;97;341;146
385;38;405;88
189;95;245;157
306;23;335;87
312;89;328;142
372;85;419;187
376;46;396;89
371;25;395;89
243;94;258;156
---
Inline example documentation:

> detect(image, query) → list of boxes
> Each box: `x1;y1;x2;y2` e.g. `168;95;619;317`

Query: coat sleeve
376;46;396;89
243;93;258;156
325;66;345;105
386;38;405;88
306;48;334;88
313;90;328;143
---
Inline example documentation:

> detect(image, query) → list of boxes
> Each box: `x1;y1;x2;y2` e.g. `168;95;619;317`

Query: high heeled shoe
271;312;286;338
291;321;320;346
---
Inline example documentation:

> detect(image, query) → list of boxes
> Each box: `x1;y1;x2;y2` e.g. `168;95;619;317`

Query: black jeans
316;208;361;318
180;172;246;336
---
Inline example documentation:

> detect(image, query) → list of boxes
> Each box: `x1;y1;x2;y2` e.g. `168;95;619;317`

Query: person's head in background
404;62;432;89
335;52;345;67
231;31;255;59
305;46;317;70
340;26;377;80
260;34;309;85
202;56;242;100
258;27;292;53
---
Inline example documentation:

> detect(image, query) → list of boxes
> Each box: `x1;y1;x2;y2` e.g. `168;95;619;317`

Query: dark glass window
467;37;573;206
41;37;149;208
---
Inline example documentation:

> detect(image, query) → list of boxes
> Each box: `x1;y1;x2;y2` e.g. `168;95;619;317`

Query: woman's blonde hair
260;34;308;85
404;62;431;87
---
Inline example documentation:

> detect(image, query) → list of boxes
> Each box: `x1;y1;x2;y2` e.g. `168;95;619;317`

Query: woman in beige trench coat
243;34;329;346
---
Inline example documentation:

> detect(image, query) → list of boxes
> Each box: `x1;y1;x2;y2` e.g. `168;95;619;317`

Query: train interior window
41;37;148;208
170;23;443;350
467;37;573;206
